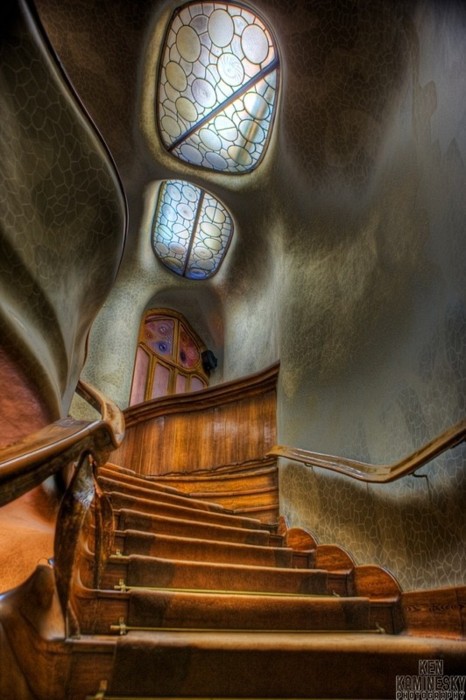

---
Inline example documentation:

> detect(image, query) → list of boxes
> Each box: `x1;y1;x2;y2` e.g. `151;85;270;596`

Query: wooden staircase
54;460;466;699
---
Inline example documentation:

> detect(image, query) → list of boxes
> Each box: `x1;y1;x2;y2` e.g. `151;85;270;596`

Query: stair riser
182;490;278;510
129;593;372;632
327;571;351;597
65;646;114;700
76;595;128;635
369;601;405;635
236;505;280;523
115;531;295;567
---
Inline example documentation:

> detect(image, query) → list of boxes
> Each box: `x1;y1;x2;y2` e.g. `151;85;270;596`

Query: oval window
157;2;279;173
152;179;234;279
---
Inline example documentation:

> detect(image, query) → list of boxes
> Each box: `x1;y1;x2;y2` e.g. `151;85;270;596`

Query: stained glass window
129;309;210;404
157;2;279;173
152;179;233;279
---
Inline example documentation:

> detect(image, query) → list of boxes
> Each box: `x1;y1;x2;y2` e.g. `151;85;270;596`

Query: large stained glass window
152;179;233;279
157;2;279;173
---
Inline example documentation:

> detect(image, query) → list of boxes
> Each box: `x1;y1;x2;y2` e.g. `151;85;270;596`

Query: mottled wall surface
272;0;466;590
35;0;466;590
0;0;126;441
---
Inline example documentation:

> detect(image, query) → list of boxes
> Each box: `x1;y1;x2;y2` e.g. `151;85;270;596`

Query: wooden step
97;555;333;596
105;458;277;483
114;530;296;568
98;474;234;514
102;461;280;524
76;588;372;635
115;510;277;546
107;491;268;531
230;503;280;524
156;456;278;476
152;465;278;494
103;461;276;490
182;485;278;510
66;631;466;700
101;468;279;522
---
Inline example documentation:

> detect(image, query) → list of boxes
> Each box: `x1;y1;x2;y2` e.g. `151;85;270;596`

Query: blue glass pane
152;180;233;279
158;3;279;173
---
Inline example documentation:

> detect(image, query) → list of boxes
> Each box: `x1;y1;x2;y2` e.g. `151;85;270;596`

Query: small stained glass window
157;2;279;173
152;179;233;279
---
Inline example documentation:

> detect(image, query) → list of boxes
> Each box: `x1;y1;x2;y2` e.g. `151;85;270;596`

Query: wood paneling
402;586;466;639
112;363;279;476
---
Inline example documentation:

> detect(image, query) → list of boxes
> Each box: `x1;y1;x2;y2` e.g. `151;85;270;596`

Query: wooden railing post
53;450;115;637
0;380;124;637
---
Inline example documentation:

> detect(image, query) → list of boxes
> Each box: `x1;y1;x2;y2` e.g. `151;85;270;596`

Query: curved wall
35;0;466;590
0;0;126;445
272;0;466;590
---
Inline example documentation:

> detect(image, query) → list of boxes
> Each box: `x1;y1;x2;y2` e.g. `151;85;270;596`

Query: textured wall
272;0;466;590
0;0;126;443
35;0;466;590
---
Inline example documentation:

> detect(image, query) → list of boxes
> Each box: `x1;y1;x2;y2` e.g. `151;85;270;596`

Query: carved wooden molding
123;361;280;427
113;363;279;476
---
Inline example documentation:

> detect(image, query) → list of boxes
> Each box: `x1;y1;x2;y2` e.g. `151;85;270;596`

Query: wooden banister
0;380;124;507
268;418;466;483
0;380;124;636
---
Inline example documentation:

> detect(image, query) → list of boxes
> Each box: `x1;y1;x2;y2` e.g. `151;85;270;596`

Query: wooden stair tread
64;457;463;698
114;530;296;567
100;554;333;595
108;491;268;530
99;475;235;513
116;509;276;545
187;485;278;499
106;458;277;480
70;628;466;656
67;631;466;700
104;461;278;484
157;458;278;476
152;467;278;488
78;588;373;633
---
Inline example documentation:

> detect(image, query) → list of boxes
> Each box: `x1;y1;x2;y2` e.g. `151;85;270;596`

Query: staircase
56;460;466;699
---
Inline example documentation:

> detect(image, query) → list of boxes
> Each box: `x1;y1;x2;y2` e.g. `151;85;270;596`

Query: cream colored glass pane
130;347;150;405
150;363;171;399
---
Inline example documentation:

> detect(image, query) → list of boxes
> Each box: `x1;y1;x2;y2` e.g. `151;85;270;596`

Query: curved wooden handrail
113;363;279;476
268;419;466;483
0;380;125;507
123;362;280;428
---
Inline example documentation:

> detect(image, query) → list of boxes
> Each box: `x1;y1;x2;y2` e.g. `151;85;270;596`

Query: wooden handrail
123;361;280;427
0;380;125;506
268;419;466;483
0;380;124;635
112;363;279;476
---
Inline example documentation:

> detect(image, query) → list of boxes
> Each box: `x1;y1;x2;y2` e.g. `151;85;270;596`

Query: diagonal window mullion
167;56;279;152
